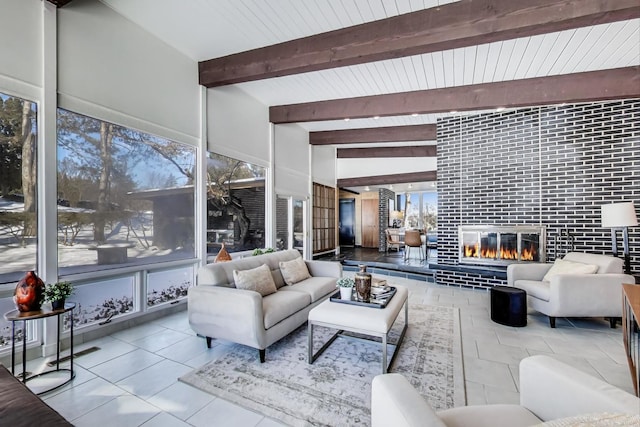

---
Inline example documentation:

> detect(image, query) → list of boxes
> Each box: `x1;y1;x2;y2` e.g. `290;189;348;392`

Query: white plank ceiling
98;0;640;192
99;0;640;129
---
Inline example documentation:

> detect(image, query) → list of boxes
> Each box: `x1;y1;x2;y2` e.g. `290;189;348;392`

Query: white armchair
507;252;635;328
371;355;640;427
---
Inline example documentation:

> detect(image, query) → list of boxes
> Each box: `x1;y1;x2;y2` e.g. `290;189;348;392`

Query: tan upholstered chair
386;229;404;254
404;230;424;261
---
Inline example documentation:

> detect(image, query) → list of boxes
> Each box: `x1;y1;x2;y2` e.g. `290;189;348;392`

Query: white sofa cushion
534;413;640;426
439;405;541;427
542;259;598;282
279;276;338;303
233;264;277;296
279;257;311;285
515;280;551;301
262;290;311;329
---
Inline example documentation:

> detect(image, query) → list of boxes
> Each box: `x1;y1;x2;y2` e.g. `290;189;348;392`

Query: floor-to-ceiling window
56;109;197;327
57;109;197;272
398;191;438;230
0;91;39;349
206;152;266;254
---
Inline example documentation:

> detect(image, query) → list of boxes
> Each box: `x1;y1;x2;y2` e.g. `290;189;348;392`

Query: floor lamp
601;201;638;275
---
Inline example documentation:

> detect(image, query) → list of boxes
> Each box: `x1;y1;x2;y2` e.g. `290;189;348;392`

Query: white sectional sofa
371;355;640;427
188;249;342;362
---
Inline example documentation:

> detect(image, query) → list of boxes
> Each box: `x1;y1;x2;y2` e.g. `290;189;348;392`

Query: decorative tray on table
329;286;397;309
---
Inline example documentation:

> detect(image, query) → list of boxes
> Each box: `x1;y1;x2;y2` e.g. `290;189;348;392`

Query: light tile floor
15;275;634;426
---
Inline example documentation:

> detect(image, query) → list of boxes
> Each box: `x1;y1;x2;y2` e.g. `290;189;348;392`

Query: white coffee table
307;284;408;374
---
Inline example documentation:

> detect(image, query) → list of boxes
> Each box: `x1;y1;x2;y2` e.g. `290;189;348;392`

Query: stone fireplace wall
437;99;640;289
378;188;396;252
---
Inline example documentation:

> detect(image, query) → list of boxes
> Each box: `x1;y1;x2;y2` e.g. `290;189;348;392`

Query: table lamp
601;201;638;275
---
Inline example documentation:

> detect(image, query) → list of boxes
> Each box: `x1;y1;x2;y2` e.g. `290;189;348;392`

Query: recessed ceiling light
496;107;506;112
344;118;350;122
411;113;418;117
450;110;457;114
373;115;380;120
365;186;370;191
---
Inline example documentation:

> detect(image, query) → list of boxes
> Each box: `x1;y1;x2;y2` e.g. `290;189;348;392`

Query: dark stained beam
338;171;436;188
310;124;436;145
270;67;640;123
199;0;639;87
46;0;74;7
338;146;436;159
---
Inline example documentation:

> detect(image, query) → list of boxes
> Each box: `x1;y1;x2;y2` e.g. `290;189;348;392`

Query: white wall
312;145;337;187
57;0;200;146
0;0;42;99
207;86;270;167
337;157;437;180
274;124;310;198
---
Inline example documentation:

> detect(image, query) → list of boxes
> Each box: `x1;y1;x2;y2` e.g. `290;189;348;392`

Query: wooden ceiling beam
337;146;436;159
270;66;640;123
199;0;639;87
310;124;436;145
337;171;436;188
46;0;74;7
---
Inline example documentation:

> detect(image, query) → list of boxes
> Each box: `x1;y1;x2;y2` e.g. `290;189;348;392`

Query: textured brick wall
378;188;396;251
437;99;640;288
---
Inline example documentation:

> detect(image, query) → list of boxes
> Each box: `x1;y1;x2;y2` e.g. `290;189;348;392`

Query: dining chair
404;230;424;261
385;229;404;255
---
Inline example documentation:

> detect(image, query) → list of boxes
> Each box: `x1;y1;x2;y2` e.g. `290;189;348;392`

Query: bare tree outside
56;109;196;272
206;153;265;252
0;92;38;286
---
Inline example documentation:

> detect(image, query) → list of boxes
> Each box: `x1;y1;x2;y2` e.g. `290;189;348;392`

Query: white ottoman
307;284;408;373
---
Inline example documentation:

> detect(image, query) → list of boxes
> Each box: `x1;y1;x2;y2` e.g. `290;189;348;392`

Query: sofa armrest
188;285;266;348
507;263;553;286
305;260;342;278
371;374;447;427
549;273;635;316
520;355;640;421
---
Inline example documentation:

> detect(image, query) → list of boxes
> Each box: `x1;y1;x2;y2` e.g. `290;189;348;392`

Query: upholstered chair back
404;230;422;247
562;252;623;274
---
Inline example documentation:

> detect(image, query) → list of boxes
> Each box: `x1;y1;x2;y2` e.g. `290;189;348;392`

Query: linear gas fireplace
459;225;546;267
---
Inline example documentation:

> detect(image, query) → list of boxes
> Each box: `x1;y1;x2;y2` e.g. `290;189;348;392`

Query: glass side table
4;302;76;394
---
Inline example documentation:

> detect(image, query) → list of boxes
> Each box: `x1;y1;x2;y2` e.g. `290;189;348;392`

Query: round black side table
4;303;76;394
490;286;527;327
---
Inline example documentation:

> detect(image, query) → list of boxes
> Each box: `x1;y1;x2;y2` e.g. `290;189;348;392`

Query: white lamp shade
601;202;638;227
390;210;404;220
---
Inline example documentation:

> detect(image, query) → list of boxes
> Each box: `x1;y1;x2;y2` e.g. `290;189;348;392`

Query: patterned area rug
179;304;464;426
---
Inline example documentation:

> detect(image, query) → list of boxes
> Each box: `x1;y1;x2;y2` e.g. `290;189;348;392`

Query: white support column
41;1;59;357
266;122;275;249
196;86;208;266
306;144;314;259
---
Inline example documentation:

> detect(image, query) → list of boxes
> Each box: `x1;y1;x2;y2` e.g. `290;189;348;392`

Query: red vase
13;271;45;312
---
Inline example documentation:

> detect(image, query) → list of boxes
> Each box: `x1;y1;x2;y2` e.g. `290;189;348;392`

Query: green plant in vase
44;281;73;310
336;277;354;300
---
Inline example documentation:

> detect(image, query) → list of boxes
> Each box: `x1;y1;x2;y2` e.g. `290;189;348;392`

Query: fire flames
521;246;536;261
463;244;537;261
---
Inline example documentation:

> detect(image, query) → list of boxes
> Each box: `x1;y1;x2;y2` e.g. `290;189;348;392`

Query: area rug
179;304;464;426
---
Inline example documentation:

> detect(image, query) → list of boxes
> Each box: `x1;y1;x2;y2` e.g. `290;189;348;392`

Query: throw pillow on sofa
542;259;599;282
279;257;311;285
233;264;277;296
